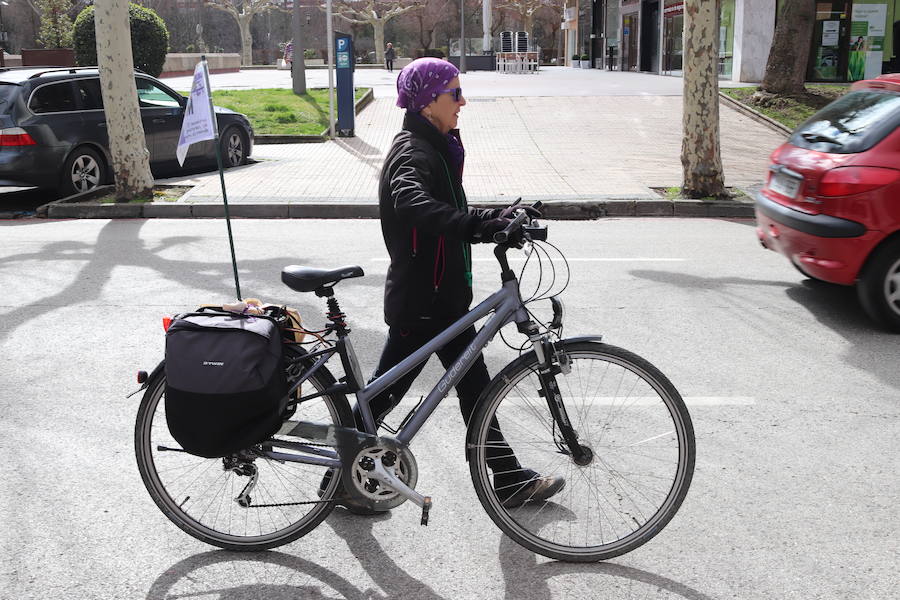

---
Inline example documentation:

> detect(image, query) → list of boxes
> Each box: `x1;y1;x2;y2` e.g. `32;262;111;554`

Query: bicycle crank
347;442;433;525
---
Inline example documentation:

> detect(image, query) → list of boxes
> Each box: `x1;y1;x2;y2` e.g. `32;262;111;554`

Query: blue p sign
337;38;347;51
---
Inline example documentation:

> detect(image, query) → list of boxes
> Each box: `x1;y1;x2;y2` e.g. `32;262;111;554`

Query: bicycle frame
267;267;533;466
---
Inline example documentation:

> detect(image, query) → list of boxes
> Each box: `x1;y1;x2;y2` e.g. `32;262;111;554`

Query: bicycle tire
467;340;695;562
134;346;354;551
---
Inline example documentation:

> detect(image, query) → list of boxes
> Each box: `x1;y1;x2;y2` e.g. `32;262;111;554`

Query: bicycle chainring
348;442;418;511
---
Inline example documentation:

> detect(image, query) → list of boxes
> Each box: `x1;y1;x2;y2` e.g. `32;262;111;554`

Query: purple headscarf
396;57;460;113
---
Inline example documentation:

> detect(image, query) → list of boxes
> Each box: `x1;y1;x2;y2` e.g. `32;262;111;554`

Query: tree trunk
374;20;385;64
94;0;153;201
292;1;306;94
238;12;253;66
681;0;726;199
759;0;816;95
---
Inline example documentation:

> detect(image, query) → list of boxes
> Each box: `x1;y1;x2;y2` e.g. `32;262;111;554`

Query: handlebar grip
493;211;529;244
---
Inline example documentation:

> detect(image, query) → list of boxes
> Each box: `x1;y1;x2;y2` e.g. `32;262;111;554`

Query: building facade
564;0;900;83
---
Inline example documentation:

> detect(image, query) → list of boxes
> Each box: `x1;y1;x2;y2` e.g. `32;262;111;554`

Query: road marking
386;396;755;406
370;258;688;262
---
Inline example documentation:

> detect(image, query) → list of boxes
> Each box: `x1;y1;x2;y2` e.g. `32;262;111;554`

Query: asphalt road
1;217;897;599
0;187;53;219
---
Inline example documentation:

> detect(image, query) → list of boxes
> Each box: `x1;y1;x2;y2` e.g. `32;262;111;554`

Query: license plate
769;172;802;199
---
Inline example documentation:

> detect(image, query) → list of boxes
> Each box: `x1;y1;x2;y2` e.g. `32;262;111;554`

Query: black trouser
354;323;521;476
385;59;394;72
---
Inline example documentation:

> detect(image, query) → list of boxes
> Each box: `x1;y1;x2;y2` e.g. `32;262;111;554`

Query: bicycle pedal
420;496;432;526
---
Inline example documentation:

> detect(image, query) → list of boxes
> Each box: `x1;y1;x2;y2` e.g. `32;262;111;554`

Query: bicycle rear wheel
134;347;353;551
467;340;695;562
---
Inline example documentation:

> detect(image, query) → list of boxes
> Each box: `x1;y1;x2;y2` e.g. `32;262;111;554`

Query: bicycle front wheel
134;348;354;551
467;340;695;562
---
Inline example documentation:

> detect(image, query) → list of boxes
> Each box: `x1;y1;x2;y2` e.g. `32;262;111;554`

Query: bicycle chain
244;443;342;508
247;499;331;508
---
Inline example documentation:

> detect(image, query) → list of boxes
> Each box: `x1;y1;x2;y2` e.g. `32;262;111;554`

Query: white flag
176;61;216;167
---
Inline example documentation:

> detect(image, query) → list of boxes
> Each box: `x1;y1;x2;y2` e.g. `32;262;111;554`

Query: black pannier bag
164;311;289;458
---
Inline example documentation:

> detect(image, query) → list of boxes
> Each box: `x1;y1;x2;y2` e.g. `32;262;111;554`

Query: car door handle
98;122;106;127
152;118;166;124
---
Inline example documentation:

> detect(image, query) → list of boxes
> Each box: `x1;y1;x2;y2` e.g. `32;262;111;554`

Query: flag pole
325;0;335;138
201;55;242;301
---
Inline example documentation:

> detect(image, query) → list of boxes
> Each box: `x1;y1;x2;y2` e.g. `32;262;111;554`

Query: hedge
74;4;169;78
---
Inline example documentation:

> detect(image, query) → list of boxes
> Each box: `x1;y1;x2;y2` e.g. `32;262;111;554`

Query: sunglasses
438;87;464;102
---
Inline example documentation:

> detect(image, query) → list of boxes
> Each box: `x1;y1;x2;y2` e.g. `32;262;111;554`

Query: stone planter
580;59;591;69
21;48;76;67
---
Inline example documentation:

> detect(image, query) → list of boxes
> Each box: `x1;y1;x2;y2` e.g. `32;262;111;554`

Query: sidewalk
62;69;784;218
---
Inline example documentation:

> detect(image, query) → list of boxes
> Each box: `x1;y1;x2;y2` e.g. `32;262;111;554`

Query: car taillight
818;166;900;197
0;127;37;146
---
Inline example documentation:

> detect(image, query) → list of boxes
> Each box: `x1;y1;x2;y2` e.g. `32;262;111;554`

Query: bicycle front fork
530;334;594;466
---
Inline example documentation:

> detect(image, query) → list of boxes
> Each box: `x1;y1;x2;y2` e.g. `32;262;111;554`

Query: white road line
370;258;688;262
385;396;755;406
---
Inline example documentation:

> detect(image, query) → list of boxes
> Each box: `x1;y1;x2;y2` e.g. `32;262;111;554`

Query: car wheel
221;127;248;168
61;147;106;196
857;237;900;332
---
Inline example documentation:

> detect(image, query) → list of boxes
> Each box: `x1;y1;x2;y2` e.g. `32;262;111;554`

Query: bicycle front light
549;296;564;330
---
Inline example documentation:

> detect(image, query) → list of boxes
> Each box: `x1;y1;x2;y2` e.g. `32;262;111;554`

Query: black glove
475;217;524;246
498;201;541;220
474;217;512;243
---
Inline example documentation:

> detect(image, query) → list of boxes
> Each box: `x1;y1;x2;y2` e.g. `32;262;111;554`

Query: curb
46;198;756;219
718;91;793;137
37;184;115;217
254;87;375;145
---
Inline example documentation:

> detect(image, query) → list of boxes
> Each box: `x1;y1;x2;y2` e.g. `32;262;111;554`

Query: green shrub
73;4;169;77
264;103;291;112
276;113;298;124
304;48;317;60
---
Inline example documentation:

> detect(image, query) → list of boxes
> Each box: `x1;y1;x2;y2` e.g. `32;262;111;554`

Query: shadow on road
630;269;900;391
0;219;385;346
328;508;446;599
145;549;368;600
496;502;718;600
145;509;443;600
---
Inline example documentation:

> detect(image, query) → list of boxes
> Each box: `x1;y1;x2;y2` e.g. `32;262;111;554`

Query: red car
756;73;900;331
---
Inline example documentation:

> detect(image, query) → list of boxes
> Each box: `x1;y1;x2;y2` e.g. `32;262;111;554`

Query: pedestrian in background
284;40;294;72
385;42;396;72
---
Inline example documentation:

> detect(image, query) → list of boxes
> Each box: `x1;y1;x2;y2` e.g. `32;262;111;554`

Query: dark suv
0;67;253;196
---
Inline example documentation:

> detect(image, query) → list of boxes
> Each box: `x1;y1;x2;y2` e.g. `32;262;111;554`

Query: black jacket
379;113;498;327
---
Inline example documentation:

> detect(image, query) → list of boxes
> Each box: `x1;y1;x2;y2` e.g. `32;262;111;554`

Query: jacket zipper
411;227;417;258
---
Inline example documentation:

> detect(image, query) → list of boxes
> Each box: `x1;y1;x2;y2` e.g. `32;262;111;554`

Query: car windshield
790;90;900;154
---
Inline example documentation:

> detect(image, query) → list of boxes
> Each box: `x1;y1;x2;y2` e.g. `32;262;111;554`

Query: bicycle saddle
281;265;364;293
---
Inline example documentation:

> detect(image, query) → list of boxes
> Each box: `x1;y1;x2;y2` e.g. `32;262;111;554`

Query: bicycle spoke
469;343;694;561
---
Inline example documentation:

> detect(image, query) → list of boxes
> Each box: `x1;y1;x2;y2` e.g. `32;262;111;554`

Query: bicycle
133;207;696;562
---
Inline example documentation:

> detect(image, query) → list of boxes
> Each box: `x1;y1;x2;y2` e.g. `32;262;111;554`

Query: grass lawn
722;84;850;130
205;88;371;135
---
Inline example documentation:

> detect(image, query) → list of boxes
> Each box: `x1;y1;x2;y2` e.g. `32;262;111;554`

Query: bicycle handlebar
492;201;544;244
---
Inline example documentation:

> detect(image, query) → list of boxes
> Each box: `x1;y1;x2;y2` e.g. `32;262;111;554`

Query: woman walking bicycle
329;57;564;513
